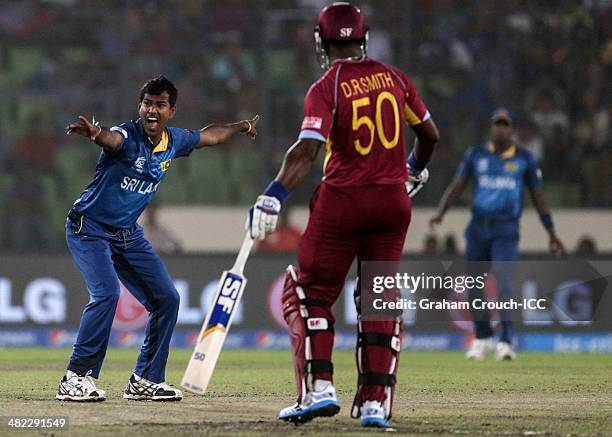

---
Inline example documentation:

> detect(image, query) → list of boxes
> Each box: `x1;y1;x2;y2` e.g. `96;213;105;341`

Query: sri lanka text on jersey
120;177;160;195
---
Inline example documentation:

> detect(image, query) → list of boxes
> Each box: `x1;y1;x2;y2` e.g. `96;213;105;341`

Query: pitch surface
1;349;610;436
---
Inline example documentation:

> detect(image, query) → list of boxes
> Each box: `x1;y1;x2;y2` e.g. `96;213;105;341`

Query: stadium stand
0;0;610;248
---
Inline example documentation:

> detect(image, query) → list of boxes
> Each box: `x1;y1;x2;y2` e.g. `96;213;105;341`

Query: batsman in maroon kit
248;2;439;428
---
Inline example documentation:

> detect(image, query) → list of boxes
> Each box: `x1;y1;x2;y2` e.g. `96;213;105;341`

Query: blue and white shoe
278;386;340;424
56;370;106;402
360;400;390;428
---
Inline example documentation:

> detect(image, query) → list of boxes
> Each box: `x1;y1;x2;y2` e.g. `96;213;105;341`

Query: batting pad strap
307;359;334;375
301;298;329;307
360;333;401;354
358;372;397;387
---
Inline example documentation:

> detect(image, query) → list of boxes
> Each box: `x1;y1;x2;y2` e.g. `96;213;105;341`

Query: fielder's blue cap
490;108;513;124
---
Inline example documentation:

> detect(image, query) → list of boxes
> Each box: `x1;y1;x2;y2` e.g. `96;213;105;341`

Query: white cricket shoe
466;337;494;360
56;370;106;402
495;341;517;361
123;373;182;401
360;400;390;428
278;384;340;423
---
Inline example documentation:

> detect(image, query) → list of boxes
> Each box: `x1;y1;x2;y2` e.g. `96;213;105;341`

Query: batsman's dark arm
276;139;323;191
411;118;440;165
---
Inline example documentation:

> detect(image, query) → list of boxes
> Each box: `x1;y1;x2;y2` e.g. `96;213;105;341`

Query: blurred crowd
0;0;610;250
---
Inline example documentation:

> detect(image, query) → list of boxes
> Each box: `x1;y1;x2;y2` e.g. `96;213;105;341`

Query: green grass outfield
0;348;611;437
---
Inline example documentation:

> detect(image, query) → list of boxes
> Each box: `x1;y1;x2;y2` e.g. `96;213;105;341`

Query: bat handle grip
231;232;254;275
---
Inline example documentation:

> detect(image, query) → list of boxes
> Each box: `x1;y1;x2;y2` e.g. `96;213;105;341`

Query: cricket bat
181;232;254;395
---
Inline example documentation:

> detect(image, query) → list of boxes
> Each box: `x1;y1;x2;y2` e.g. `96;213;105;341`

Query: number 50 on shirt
352;91;401;155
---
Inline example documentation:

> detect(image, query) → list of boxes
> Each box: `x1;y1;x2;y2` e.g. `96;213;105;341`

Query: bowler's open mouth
146;115;159;129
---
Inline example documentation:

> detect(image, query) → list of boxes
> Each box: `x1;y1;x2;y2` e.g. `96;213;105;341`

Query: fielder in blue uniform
430;108;564;360
56;76;259;402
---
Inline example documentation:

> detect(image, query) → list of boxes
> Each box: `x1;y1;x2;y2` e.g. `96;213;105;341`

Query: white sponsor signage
0;278;66;323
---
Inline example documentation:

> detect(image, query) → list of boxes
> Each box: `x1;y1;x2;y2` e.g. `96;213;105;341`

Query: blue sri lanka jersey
72;119;200;228
457;142;542;221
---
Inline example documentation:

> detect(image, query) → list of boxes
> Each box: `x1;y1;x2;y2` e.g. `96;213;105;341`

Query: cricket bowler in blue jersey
56;76;259;402
430;108;564;361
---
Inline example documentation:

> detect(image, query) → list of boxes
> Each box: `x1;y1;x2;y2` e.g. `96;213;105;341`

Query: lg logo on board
0;278;65;323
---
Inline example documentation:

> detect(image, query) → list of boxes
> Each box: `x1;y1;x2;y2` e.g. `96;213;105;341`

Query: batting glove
250;195;281;240
406;152;430;198
248;181;288;240
406;167;430;198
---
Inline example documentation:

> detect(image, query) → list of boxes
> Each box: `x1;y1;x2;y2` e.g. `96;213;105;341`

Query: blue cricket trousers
465;216;519;343
66;210;179;383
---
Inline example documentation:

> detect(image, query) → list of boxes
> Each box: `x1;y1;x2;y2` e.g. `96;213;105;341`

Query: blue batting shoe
360;400;390;428
278;386;340;424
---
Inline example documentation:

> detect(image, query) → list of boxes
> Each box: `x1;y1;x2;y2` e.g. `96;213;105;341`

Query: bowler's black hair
140;75;178;107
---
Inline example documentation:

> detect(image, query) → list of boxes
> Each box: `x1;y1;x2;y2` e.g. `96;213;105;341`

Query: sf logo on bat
217;274;242;315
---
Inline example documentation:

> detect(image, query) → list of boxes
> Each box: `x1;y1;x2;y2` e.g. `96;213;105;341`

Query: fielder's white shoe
123;373;182;401
466;337;494;360
56;370;106;402
278;384;340;424
495;341;517;361
360;400;390;428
